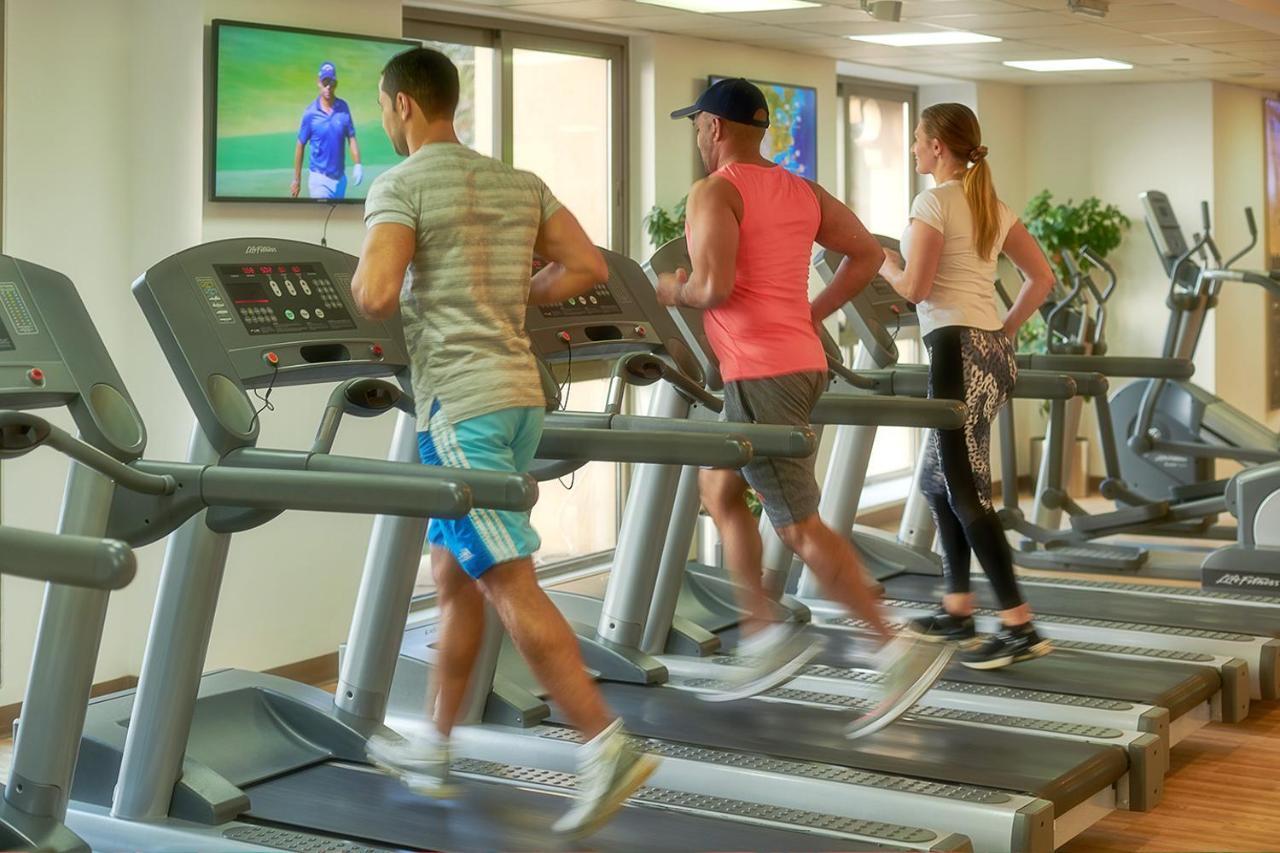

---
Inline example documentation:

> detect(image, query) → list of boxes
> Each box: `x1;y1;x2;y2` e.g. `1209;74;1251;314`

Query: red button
370;344;384;358
634;326;646;337
557;331;572;344
27;368;44;384
264;352;279;365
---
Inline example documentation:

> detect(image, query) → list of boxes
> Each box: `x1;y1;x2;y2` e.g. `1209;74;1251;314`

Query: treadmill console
525;248;700;381
814;239;917;370
213;263;357;336
0;255;146;459
134;239;411;454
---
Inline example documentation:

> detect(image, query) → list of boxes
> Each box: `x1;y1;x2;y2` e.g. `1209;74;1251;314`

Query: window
419;39;495;157
404;11;627;250
404;12;627;593
512;47;614;246
839;79;921;483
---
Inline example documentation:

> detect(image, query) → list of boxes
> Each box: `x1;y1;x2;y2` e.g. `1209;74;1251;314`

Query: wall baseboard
1;675;139;735
1;654;342;738
265;652;340;688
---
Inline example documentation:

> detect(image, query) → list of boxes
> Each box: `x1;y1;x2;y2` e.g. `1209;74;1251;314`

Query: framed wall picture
709;75;818;181
1265;98;1280;410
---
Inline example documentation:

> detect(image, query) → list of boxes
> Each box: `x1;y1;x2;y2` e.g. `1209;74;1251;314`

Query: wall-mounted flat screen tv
210;19;417;203
709;75;818;181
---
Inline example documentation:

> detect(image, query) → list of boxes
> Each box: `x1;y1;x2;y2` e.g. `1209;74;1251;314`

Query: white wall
1211;82;1273;430
1;0;403;705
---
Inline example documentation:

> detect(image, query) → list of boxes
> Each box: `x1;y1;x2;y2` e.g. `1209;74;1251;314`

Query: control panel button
27;368;45;385
300;309;311;320
284;309;296;321
270;281;282;297
370;344;384;360
301;281;313;296
315;308;326;319
285;281;297;297
263;352;279;366
634;326;646;337
557;330;572;344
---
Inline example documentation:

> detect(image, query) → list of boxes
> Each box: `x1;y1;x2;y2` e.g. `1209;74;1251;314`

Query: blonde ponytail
922;104;1001;260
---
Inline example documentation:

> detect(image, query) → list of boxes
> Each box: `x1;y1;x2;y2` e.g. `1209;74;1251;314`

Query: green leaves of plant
644;195;689;247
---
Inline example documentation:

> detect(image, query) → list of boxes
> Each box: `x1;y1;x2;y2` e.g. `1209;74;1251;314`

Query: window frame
403;9;628;253
838;78;923;485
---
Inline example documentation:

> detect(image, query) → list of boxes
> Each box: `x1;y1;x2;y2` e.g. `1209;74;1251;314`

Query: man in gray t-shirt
351;47;656;835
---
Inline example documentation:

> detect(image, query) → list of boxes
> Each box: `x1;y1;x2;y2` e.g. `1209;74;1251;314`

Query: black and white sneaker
960;624;1052;670
906;607;978;647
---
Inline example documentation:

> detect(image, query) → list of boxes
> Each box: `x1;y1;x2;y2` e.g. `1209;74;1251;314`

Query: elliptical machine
1110;192;1280;504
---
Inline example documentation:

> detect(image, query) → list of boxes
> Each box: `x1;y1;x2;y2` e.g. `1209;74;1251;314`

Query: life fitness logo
244;245;279;255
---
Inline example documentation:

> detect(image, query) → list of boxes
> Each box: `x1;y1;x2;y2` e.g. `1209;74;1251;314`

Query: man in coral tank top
656;78;950;731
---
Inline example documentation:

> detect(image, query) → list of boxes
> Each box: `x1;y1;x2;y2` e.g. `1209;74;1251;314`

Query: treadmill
59;238;967;853
803;247;1278;706
381;246;1145;853
0;356;148;853
0;524;137;853
638;238;1231;751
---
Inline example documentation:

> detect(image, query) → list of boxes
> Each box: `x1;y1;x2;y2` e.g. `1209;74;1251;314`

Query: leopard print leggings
920;325;1025;610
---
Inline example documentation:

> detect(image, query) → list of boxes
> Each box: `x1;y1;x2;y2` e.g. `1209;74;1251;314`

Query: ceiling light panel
1003;57;1134;71
635;0;820;12
848;30;1002;46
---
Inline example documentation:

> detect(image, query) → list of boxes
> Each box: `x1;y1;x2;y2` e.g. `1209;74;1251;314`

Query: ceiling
441;0;1280;89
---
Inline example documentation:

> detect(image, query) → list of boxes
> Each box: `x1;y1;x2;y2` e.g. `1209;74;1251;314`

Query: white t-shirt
901;179;1018;337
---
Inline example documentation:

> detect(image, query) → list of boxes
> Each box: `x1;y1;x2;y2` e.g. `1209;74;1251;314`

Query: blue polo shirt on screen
298;97;356;179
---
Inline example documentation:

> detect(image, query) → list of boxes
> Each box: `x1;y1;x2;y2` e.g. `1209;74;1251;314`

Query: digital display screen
0;314;13;352
210;20;416;203
538;281;622;319
214;263;356;335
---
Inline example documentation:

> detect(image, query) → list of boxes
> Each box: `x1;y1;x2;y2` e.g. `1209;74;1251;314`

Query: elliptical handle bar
1079;246;1117;303
1223;207;1259;271
1045;250;1084;354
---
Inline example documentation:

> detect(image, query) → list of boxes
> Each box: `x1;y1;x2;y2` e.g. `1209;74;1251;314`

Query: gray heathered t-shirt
364;142;560;428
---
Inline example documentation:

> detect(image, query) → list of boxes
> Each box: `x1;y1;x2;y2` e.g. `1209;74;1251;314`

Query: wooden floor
1063;700;1280;852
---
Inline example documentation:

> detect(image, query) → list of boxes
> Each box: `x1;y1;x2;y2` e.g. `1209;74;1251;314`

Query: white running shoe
366;729;461;798
551;719;660;838
699;622;825;703
844;631;954;740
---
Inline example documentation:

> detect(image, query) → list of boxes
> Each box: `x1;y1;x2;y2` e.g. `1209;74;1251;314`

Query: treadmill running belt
246;761;900;852
882;573;1280;638
737;625;1220;719
566;682;1126;814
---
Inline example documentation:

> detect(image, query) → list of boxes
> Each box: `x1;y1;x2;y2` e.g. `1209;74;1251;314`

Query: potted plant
644;196;687;250
1018;191;1130;497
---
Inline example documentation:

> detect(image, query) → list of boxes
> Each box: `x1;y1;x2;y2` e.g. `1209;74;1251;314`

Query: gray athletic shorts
721;370;825;529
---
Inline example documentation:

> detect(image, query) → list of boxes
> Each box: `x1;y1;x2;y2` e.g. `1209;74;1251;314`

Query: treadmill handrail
226;447;536;512
605;414;815;458
197;465;473;518
811;392;967;430
855;366;1078;401
537;425;754;468
1016;354;1194;381
0;526;136;590
0;411;175;495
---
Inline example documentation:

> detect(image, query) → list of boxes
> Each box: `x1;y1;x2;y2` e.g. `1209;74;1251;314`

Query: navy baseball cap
318;61;337;80
670;78;769;129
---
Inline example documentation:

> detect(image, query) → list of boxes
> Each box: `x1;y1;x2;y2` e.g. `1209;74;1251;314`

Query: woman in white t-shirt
878;102;1057;670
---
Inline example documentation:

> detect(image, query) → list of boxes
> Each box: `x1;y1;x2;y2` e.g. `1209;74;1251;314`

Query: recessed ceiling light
1004;58;1133;71
848;31;1001;47
635;0;821;12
